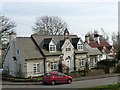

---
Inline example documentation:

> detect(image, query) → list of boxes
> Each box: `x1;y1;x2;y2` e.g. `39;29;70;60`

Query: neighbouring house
3;29;103;78
70;37;88;71
3;32;45;78
84;43;102;69
85;33;116;60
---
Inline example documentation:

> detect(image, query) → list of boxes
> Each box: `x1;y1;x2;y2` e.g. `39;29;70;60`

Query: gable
61;39;74;50
77;39;82;45
49;39;57;52
49;39;56;46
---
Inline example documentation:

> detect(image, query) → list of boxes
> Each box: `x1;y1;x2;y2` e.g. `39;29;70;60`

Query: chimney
85;35;90;43
94;34;100;43
64;28;69;39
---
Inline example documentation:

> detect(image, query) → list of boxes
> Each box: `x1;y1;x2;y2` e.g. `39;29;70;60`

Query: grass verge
79;83;120;90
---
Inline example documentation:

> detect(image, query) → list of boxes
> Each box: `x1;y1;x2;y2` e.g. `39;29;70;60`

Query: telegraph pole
118;1;120;61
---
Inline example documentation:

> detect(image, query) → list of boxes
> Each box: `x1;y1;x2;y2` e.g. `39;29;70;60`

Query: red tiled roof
88;41;111;48
88;41;113;54
104;48;111;54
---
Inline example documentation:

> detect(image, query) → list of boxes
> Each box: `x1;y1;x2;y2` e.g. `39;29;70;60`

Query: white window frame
49;45;56;52
90;58;94;68
33;63;40;74
77;44;83;51
80;59;85;66
66;48;71;51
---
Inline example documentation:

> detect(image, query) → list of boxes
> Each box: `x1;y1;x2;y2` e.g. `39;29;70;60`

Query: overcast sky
0;0;119;41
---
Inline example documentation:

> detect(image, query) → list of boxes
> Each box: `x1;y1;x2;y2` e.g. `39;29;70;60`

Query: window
59;73;65;76
44;73;51;76
67;61;70;66
49;45;56;52
78;44;83;51
95;57;97;63
66;48;71;51
90;58;94;68
13;56;17;60
54;73;59;76
33;63;40;74
50;62;57;70
17;50;19;54
80;59;84;66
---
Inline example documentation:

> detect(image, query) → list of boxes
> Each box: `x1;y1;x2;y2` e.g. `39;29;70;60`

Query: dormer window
49;40;56;52
49;45;56;52
77;44;83;51
76;38;83;51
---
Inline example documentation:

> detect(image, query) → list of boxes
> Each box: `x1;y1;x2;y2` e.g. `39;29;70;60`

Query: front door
65;56;71;68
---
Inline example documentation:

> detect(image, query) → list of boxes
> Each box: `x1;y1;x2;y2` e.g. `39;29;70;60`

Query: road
2;76;119;89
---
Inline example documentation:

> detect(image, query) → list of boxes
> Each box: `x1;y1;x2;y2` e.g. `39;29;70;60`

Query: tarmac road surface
2;76;119;89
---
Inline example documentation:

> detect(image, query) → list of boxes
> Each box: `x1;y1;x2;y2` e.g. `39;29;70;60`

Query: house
3;32;45;78
3;29;102;78
85;33;116;60
30;29;88;72
84;43;102;69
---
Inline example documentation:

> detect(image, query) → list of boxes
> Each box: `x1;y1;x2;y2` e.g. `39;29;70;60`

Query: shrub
97;59;118;74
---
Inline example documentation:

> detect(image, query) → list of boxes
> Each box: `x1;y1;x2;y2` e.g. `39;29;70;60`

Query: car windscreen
44;73;51;76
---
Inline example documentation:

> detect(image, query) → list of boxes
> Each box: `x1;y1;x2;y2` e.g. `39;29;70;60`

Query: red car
42;71;72;85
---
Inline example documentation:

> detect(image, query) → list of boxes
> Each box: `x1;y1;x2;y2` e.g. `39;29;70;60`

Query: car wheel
67;79;72;84
51;80;56;85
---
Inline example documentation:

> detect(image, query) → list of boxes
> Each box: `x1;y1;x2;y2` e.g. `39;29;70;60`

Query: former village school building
3;29;115;78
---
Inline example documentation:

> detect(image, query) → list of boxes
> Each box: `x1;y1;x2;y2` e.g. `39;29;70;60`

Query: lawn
79;83;120;90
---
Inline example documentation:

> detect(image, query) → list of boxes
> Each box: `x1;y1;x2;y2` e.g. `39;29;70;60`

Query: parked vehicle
42;71;72;85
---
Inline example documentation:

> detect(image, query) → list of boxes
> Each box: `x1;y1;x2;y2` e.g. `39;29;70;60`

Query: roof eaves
2;46;10;61
25;57;44;61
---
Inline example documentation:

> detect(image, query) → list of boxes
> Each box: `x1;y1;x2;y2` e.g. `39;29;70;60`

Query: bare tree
32;16;68;35
100;28;109;42
0;15;16;44
111;32;118;46
111;32;119;60
85;28;109;42
85;31;94;41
